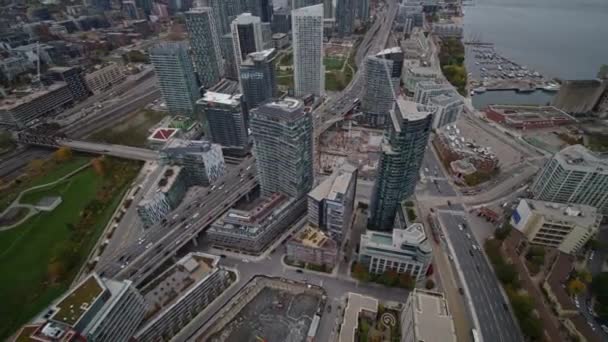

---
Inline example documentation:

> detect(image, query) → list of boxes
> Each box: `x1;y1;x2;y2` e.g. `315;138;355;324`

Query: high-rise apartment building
220;33;238;79
239;48;277;109
231;13;264;75
272;7;292;33
197;91;250;154
336;0;354;36
249;98;314;198
245;0;273;22
292;4;324;97
361;47;403;127
369;97;434;230
511;199;601;254
323;0;333;18
308;163;358;243
401;289;457;342
184;7;224;88
531;144;608;214
207;0;243;35
149;42;200;117
355;0;370;23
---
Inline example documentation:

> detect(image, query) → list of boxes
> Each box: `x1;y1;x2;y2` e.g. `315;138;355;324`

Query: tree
353;263;371;282
28;159;45;175
379;269;399;287
578;269;593;284
53;146;73;162
92;157;106;176
425;279;435;289
398;273;415;290
568;278;586;295
47;261;66;283
494;224;513;241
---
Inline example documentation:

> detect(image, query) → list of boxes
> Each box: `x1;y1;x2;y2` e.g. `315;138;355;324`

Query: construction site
317;121;383;180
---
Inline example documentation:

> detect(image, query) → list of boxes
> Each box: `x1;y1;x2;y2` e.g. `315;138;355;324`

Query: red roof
152;128;177;140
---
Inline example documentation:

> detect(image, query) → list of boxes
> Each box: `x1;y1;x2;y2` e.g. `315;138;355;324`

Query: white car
458;224;464;231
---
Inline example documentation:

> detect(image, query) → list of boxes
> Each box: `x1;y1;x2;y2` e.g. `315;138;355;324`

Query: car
296;269;303;273
458;224;463;231
589;251;595;260
472;245;478;251
588;321;595;331
458;288;465;295
466;233;471;239
601;325;608;334
242;258;250;263
220;254;227;258
469;250;474;256
503;303;509;311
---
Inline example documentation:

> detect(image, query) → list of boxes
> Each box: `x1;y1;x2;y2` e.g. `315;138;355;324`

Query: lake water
464;0;608;108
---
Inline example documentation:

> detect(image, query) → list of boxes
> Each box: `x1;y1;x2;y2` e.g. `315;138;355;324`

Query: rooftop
429;92;462;107
546;252;576;312
377;46;403;56
148;127;179;142
339;293;378;342
291;225;337;249
245;48;276;62
0;82;68;110
487;105;576;124
521;198;600;228
198;91;242;106
308;163;357;202
364;223;432;254
50;274;105;327
233;12;261;24
292;3;323;16
253;97;305;122
211;194;291;235
410;289;457;342
392;96;434;126
554;144;608;173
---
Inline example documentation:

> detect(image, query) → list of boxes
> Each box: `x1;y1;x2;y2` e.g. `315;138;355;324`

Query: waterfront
464;0;608;80
472;90;554;109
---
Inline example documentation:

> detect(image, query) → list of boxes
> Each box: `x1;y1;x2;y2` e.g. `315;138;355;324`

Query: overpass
15;133;160;161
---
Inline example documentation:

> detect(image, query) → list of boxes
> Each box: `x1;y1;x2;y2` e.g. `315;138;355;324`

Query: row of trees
439;38;467;96
352;262;417;290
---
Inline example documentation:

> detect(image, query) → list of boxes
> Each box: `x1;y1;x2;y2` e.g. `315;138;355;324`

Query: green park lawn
0;159;138;340
324;57;345;71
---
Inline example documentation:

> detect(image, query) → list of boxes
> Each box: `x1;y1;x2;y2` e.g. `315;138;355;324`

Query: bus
471;329;481;342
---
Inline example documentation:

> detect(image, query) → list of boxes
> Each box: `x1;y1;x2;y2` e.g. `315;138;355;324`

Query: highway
438;210;523;342
97;157;259;286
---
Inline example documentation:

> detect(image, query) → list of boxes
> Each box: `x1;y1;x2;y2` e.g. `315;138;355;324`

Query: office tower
250;98;313;198
292;0;321;10
428;93;463;129
272;7;291;33
122;0;140;19
197;91;250;154
323;0;333;18
240;48;277;109
511;199;600;254
149;42;199;117
292;4;324;97
135;0;153;15
261;22;273;49
356;0;369;23
47;66;91;102
401;289;457;342
361;47;403;127
208;0;243;35
369;97;434;230
307;163;358;242
245;0;273;22
184;7;224;88
221;33;238;79
231;13;264;74
531;145;608;214
336;0;354;36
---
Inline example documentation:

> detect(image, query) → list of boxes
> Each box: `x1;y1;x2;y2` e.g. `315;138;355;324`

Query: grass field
0;157;90;212
0;159;138;340
324;57;345;71
89;109;165;147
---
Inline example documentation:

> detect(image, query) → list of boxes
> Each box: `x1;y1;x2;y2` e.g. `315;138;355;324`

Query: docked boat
473;87;487;93
542;83;560;92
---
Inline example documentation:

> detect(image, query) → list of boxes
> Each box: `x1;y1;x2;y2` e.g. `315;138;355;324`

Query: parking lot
456;119;525;168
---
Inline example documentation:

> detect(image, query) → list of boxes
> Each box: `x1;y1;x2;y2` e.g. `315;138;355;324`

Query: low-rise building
413;80;454;105
48;66;91;102
197;91;249;155
0;82;73;128
402;61;440;94
485;105;576;130
134;253;232;342
272;33;289;49
432;124;499;174
401;289;457;342
160;138;226;186
136;165;187;227
510;199;601;254
307;163;357;243
85;62;126;94
338;293;378;342
428;92;463;129
431;20;463;38
286;225;338;269
146;127;180;150
207;194;306;254
358;222;432;281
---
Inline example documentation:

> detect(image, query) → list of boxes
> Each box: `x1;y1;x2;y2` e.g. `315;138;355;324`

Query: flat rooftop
391;96;434;128
292;225;336;249
554;144;608;173
488;105;576;123
148;127;179;142
339;293;378;342
50;274;105;327
254;98;305;122
365;223;431;253
211;193;291;235
0;82;68;109
198;91;241;106
308;163;356;202
411;289;457;342
522;198;600;228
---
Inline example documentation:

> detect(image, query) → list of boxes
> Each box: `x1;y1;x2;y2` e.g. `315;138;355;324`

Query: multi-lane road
97;157;259;286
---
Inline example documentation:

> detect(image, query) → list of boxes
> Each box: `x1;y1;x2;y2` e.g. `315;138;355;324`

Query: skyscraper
220;33;238;79
369;97;434;230
250;98;314;198
197;91;250;155
150;42;200;117
184;7;224;88
356;0;370;23
240;48;277;109
336;0;354;36
231;13;264;74
208;0;243;35
245;0;273;22
292;0;321;10
361;47;403;127
323;0;333;18
292;4;324;97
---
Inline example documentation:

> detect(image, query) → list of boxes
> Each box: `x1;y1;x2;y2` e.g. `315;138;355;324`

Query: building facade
355;0;369;22
136;166;187;227
84;62;126;94
231;13;264;75
239;48;277;109
149;42;200;117
369;98;433;230
0;82;72;128
531;145;608;214
48;66;91;102
511;199;601;254
220;33;238;79
135;253;231;341
358;222;432;280
308;163;358;243
335;0;354;36
429;92;463;129
361;47;403;127
401;289;457;342
286;225;338;268
207;0;243;35
185;7;224;88
197;91;249;154
413;81;454;105
292;4;324;97
161;139;226;185
250;98;314;198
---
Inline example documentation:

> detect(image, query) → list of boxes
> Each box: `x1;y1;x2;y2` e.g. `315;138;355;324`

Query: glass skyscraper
184;7;224;88
292;4;324;97
239;48;277;109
